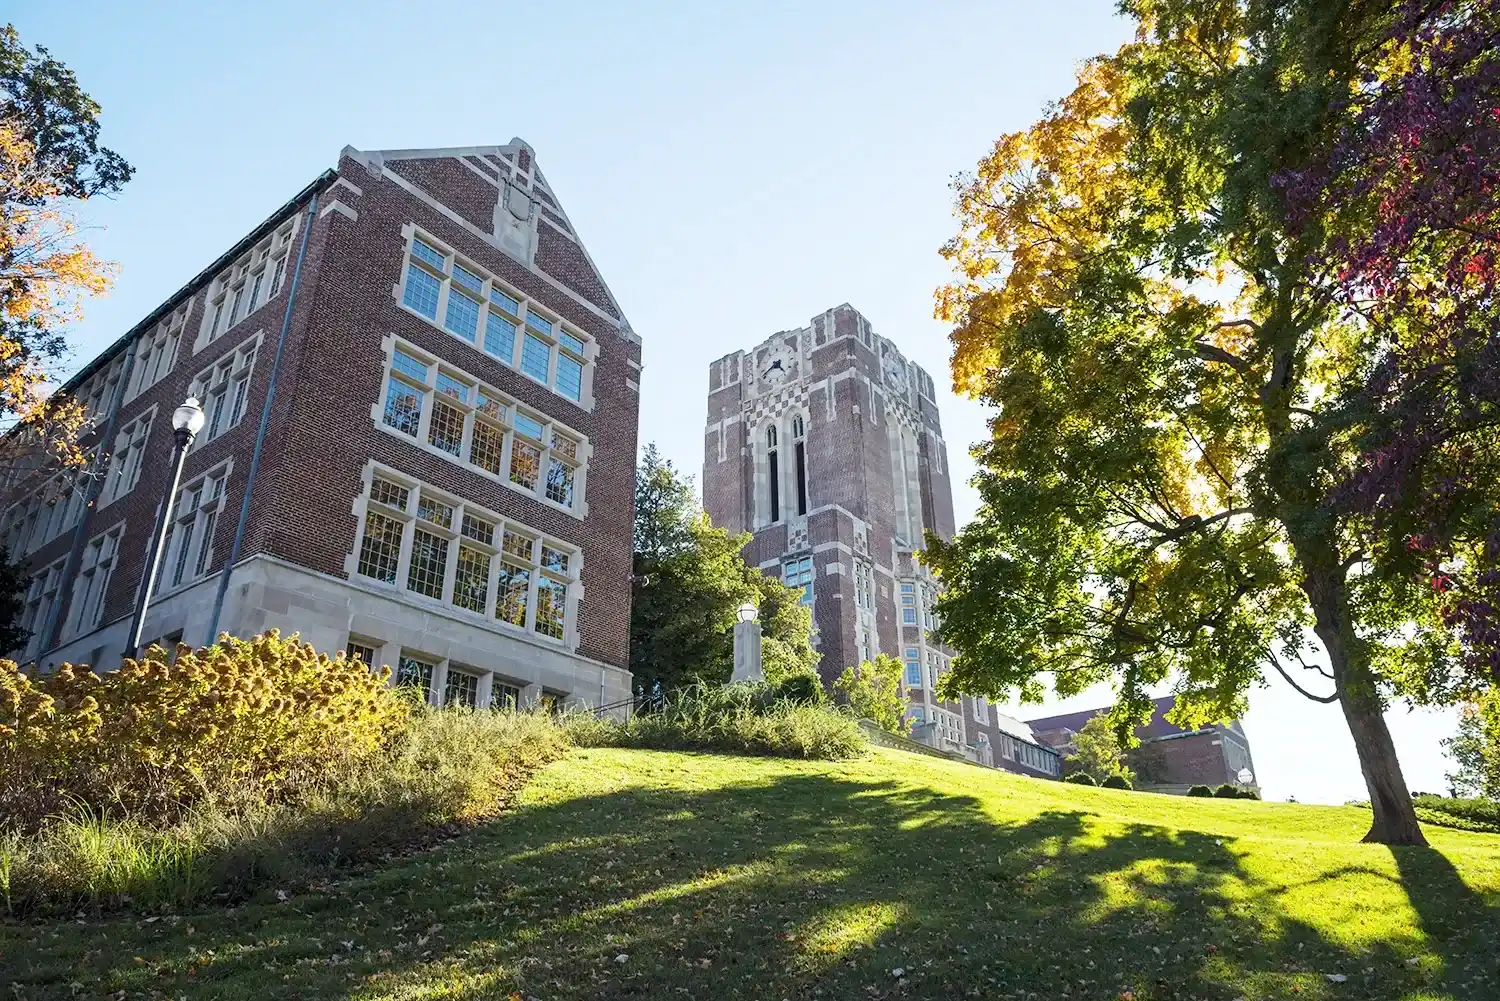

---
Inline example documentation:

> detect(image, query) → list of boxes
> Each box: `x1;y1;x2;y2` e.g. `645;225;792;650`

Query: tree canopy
832;654;910;736
630;445;819;694
1;24;132;488
927;0;1498;844
1065;715;1136;786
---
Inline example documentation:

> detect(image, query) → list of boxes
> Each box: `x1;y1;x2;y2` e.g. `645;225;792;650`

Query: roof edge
58;168;339;397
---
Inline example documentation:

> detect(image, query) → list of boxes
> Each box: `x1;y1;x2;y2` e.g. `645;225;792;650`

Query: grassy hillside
4;746;1498;1000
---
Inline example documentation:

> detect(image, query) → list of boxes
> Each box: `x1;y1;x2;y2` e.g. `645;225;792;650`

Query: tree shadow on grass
3;754;1498;1000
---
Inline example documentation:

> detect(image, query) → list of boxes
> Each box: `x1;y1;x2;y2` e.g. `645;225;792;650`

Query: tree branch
1193;340;1253;374
1266;648;1339;703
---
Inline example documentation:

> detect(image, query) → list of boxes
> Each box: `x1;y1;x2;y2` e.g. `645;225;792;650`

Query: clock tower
704;305;991;762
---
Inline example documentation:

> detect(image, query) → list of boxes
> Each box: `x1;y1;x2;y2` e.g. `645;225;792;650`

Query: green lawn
4;746;1499;1000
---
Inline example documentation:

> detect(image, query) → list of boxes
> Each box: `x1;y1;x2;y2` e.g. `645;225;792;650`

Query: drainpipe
201;191;319;645
35;341;140;661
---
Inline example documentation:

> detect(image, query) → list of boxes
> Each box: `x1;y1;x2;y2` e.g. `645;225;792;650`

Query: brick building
701;304;1060;779
1027;696;1259;794
3;140;640;713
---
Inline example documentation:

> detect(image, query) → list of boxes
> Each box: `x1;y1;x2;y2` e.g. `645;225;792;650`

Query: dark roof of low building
1025;695;1215;741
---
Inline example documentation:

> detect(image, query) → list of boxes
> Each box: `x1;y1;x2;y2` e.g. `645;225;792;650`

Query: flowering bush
0;631;407;831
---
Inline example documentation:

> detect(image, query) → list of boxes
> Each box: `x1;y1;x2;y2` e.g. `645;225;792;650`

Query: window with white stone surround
62;523;122;641
351;465;580;646
154;463;231;594
14;556;65;661
198;217;298;350
375;338;587;515
395;227;594;406
904;647;921;687
189;335;260;446
126;303;189;400
99;409;155;509
972;695;989;726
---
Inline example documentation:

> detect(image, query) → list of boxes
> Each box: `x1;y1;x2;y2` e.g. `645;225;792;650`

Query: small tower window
766;425;780;523
793;415;808;516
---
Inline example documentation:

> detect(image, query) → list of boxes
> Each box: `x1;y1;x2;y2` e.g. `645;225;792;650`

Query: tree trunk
1305;570;1427;845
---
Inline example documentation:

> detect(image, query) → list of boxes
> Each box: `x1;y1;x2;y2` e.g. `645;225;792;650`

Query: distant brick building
4;140;639;713
1027;696;1258;793
701;304;1060;779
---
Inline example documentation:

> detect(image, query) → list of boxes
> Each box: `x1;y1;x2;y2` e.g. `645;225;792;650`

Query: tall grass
0;707;568;917
565;682;867;759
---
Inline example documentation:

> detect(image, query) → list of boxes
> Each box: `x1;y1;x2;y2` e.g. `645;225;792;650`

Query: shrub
772;672;825;706
0;706;570;917
1410;794;1500;834
1064;772;1097;785
1100;773;1133;790
1412;793;1500;827
1187;785;1214;797
566;682;864;759
1212;784;1242;798
1;631;406;831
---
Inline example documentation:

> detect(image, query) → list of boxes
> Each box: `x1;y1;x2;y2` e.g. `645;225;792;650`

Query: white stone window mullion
393;490;419;590
440;504;462;605
414;368;437;443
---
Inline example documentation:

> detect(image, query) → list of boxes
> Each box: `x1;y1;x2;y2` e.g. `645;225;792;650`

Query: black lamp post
125;396;206;657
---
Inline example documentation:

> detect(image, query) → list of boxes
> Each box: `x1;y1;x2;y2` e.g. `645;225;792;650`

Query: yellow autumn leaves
0;630;409;831
937;55;1134;397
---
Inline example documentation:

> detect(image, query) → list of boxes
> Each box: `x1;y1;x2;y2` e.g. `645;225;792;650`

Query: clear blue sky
18;0;1459;803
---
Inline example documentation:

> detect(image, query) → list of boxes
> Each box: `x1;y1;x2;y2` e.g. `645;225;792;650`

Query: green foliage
1;25;133;201
1442;695;1500;800
0;706;570;916
564;683;864;760
831;654;910;736
927;0;1457;844
1062;715;1136;786
1100;773;1133;790
1188;785;1215;798
1214;785;1244;799
1412;794;1500;833
0;631;407;831
0;25;134;496
771;673;824;706
1064;772;1097;785
0;545;29;654
630;445;818;692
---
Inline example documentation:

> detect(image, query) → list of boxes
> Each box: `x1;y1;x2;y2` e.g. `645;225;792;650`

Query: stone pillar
731;619;763;683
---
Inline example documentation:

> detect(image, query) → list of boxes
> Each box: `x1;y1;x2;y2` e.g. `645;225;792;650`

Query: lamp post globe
173;397;206;438
1237;768;1254;786
125;396;207;656
736;601;758;624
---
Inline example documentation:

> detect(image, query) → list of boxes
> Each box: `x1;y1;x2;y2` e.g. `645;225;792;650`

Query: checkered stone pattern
703;304;965;738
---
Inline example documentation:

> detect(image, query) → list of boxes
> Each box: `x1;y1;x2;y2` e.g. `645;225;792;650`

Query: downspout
202;190;319;645
36;342;140;660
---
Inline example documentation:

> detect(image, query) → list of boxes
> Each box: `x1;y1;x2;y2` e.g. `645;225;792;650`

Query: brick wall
23;142;640;674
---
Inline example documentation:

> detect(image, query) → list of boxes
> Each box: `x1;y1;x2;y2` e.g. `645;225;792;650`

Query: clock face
883;355;908;389
761;350;794;387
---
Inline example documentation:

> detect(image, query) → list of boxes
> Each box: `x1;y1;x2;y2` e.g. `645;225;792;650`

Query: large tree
630;445;818;694
928;0;1498;844
1;24;132;488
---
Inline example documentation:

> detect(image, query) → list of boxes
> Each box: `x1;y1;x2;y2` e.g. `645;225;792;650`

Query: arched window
766;424;780;523
792;414;808;516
